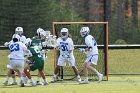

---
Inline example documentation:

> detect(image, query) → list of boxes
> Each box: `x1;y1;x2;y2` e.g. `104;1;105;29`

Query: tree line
0;0;139;45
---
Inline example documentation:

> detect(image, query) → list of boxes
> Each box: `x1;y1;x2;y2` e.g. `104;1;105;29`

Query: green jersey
31;36;42;47
29;45;44;71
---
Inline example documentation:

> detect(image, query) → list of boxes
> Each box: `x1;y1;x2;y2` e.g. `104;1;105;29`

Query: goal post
52;22;109;81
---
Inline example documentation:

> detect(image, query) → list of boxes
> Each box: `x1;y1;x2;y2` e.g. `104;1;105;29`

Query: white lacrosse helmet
60;28;69;39
12;34;20;41
37;28;44;36
80;27;90;37
15;27;23;35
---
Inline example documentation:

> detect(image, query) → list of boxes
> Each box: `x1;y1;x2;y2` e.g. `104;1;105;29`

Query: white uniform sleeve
68;38;74;50
20;42;28;51
20;36;27;44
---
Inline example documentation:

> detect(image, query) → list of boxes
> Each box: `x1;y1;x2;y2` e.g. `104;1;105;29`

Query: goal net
52;22;108;81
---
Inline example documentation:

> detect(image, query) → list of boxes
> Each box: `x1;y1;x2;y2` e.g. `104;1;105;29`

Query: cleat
77;77;81;82
29;82;36;86
3;81;8;85
98;74;103;82
51;76;57;82
21;83;25;87
79;80;89;84
43;82;49;85
21;80;25;87
11;82;18;85
36;81;42;85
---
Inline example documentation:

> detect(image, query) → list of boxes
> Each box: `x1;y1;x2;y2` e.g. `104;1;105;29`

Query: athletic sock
43;79;47;83
77;75;81;78
29;79;33;83
85;77;88;81
13;77;17;82
6;76;10;81
37;77;40;82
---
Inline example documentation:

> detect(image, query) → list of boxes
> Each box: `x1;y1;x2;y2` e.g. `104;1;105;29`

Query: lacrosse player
3;34;28;87
23;41;48;86
4;27;27;85
30;28;47;85
52;28;81;82
79;27;103;84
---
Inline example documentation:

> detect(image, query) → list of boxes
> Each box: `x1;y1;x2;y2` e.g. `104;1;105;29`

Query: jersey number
34;48;42;58
9;43;20;52
61;45;68;51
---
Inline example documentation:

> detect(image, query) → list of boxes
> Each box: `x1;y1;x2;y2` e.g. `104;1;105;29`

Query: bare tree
104;0;111;22
132;0;138;28
117;0;124;39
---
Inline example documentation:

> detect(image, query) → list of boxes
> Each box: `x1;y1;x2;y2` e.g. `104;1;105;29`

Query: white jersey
56;37;74;56
8;41;27;60
56;37;76;66
19;35;26;44
85;35;98;56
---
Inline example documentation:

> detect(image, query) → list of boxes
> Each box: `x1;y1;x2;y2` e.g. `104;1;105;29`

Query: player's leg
52;56;65;82
71;66;81;82
87;55;103;82
24;66;36;86
36;60;45;85
52;65;60;82
79;62;89;84
69;55;81;82
38;70;48;85
3;61;15;85
11;70;18;85
37;61;48;85
16;59;26;87
3;68;13;85
36;73;42;85
87;65;103;82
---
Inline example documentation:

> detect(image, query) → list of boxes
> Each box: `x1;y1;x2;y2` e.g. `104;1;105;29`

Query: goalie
52;28;81;82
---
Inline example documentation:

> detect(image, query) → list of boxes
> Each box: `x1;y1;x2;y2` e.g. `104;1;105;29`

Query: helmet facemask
61;32;68;39
60;28;69;40
80;27;90;37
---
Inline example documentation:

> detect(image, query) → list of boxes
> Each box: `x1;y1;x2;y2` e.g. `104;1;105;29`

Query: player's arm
85;46;92;52
26;50;34;64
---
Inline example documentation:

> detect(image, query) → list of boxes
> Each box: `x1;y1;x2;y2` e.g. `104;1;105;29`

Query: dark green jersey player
29;45;44;71
24;45;48;86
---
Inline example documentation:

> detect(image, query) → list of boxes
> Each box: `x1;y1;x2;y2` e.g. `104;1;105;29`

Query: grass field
0;49;140;93
0;75;140;93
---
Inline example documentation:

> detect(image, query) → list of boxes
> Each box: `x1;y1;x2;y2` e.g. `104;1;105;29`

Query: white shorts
7;59;25;73
85;55;98;65
57;55;76;66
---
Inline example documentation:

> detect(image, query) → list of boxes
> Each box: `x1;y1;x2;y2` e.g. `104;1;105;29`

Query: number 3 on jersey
9;43;20;52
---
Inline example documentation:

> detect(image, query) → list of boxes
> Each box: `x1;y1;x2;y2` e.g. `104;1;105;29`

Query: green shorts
30;60;44;71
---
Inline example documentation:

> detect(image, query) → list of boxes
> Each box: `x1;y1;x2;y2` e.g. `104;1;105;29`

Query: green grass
0;49;140;93
1;49;140;75
108;49;140;74
0;75;140;93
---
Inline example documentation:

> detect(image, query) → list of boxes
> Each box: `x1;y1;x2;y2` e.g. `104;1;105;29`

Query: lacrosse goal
52;22;108;81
